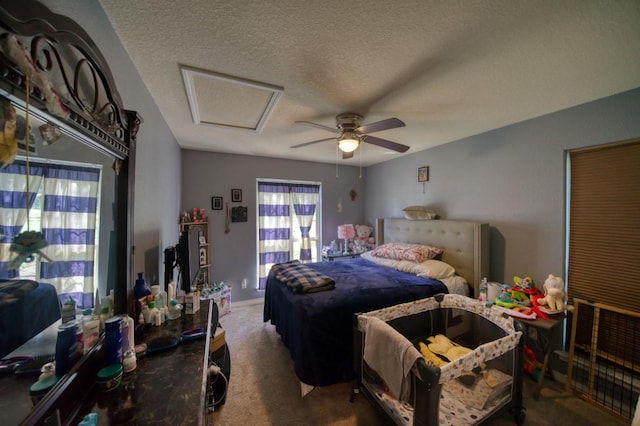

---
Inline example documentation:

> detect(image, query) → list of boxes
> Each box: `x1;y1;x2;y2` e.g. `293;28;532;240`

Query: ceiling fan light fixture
338;132;359;152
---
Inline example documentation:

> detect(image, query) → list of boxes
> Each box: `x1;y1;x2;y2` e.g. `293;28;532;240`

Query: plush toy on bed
537;274;566;311
354;224;374;253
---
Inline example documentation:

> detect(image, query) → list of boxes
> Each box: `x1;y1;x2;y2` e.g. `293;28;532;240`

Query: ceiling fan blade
363;135;410;153
294;121;339;133
342;151;354;160
291;137;336;149
356;117;405;134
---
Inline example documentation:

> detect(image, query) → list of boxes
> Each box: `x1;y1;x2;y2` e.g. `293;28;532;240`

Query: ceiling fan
291;113;409;159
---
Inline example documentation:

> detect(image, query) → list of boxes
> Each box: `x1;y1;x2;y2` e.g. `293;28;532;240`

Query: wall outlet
241;278;247;289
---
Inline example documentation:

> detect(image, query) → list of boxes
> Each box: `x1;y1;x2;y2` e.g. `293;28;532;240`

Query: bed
0;279;61;358
263;218;489;387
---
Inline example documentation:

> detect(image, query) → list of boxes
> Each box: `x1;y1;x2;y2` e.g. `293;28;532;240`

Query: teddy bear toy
353;224;374;253
537;274;566;311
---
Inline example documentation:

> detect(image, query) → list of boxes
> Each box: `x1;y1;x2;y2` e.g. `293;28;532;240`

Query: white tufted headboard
376;218;489;297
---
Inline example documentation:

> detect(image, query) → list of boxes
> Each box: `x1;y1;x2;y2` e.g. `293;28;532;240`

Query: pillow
361;252;455;279
371;243;443;263
413;260;456;279
402;206;437;220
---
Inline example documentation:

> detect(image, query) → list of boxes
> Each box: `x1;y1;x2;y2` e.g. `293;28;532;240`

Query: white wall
42;0;183;289
365;88;640;288
181;151;366;302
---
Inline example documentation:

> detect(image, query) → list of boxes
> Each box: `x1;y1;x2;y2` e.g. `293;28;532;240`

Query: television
177;225;202;293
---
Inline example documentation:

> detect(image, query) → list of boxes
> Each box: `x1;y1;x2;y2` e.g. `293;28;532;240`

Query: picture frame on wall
418;166;429;182
211;196;223;210
231;189;242;202
231;206;248;222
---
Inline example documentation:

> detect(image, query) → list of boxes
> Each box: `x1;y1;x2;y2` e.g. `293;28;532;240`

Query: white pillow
402;206;438;220
361;252;455;279
414;260;456;279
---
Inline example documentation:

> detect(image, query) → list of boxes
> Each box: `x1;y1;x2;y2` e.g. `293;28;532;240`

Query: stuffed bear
354;224;374;253
537;274;566;311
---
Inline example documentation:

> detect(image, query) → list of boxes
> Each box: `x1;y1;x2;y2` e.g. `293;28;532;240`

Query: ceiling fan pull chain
335;144;339;179
359;141;363;179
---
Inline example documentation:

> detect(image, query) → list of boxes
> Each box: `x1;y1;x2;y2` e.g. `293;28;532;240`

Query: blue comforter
0;280;61;358
263;257;448;386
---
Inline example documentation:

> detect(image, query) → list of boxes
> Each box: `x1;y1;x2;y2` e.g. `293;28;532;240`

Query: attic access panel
180;65;283;133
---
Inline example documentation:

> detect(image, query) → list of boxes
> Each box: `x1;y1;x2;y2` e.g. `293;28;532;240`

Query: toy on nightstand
537;274;566;312
353;224;374;254
523;345;542;382
513;276;540;296
495;284;518;308
510;275;539;307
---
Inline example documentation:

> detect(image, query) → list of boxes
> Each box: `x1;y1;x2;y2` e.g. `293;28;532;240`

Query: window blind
568;140;640;312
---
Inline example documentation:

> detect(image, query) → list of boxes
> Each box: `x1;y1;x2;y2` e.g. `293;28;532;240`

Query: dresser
70;300;219;425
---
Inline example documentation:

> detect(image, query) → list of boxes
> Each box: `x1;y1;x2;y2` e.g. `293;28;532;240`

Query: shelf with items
180;216;210;291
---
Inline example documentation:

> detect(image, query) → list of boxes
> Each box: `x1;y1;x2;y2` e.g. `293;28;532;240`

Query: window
565;139;640;420
257;179;321;289
566;140;640;311
0;158;102;308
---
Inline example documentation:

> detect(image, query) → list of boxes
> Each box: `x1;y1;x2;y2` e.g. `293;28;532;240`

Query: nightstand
515;315;567;399
322;252;362;261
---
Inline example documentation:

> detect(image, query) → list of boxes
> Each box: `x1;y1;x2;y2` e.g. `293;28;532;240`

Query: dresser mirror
0;2;140;423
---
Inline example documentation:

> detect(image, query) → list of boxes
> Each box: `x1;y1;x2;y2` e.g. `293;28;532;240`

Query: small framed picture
198;235;207;245
418;166;429;182
211;196;223;210
231;188;242;202
231;206;248;222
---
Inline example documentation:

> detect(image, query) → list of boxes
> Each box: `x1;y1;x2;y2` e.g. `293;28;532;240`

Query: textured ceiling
99;0;640;166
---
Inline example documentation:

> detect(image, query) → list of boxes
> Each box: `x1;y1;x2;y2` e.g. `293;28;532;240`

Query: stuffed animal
354;224;374;253
537;274;566;311
513;275;534;292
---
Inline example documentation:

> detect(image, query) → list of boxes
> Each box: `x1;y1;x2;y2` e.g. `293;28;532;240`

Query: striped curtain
0;160;100;308
0;161;44;278
258;181;320;290
258;182;291;290
290;184;319;261
39;163;101;308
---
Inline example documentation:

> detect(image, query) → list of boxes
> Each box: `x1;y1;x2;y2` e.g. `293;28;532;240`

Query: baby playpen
354;293;526;425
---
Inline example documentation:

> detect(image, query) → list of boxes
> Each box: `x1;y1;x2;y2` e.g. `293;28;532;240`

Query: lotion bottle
148;301;160;326
168;281;176;302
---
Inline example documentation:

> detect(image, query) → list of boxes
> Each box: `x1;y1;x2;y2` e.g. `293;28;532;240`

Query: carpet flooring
209;301;628;426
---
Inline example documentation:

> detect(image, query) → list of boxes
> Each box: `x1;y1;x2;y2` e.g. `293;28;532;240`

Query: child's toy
513;275;534;291
513;275;540;296
523;345;542;382
354;224;374;253
495;305;537;320
510;290;531;306
494;284;518;308
537;274;566;312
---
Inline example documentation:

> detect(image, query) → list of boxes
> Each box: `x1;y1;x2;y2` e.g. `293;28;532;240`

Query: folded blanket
363;316;422;402
271;260;335;294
